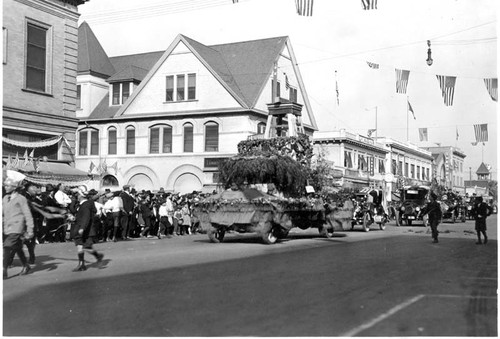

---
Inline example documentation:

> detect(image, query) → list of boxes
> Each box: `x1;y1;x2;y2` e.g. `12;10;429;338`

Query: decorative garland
2;135;65;148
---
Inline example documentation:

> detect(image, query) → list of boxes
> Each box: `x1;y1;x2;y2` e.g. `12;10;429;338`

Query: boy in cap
71;189;104;271
3;177;34;279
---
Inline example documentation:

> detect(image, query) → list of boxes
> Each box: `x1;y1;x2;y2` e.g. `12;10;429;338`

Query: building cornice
14;0;81;20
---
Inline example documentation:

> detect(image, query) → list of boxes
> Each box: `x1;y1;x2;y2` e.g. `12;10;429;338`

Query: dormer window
111;82;132;105
165;73;196;102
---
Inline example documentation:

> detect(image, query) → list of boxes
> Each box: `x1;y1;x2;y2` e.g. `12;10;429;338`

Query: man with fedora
71;189;104;272
120;185;135;240
3;175;34;279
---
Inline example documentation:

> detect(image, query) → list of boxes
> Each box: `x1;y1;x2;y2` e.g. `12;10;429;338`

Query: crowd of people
2;170;216;278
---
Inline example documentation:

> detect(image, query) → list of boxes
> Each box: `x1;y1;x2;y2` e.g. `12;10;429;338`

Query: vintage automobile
193;188;345;244
351;188;387;232
396;185;429;226
439;192;466;223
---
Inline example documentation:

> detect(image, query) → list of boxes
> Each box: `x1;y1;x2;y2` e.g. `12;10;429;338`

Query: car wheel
407;219;412;226
262;228;278;244
207;225;225;243
320;225;334;238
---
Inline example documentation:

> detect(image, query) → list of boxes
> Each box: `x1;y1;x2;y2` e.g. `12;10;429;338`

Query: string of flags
407;99;416;120
88;159;118;176
361;0;377;10
4;149;41;172
365;62;497;106
295;0;314;16
473;123;488;144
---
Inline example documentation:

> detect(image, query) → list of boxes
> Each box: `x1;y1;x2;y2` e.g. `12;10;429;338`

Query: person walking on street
3;177;34;279
422;192;442;243
120;185;135;240
474;196;491;245
71;190;104;272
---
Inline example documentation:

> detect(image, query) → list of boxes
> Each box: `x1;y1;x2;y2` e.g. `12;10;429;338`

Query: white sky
78;0;498;179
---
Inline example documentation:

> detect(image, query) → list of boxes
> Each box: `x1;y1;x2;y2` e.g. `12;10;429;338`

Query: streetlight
426;40;433;66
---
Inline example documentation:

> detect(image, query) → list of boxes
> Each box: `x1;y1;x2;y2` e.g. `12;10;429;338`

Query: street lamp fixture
426;40;433;66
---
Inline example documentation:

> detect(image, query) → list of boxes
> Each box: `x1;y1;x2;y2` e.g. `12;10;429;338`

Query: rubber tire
262;229;278;244
207;226;225;243
362;213;371;232
320;225;334;238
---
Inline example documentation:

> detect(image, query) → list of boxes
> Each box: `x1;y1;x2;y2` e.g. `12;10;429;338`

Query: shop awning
4;159;92;186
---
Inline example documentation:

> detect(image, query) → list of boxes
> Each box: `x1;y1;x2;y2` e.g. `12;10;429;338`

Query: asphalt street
3;216;498;336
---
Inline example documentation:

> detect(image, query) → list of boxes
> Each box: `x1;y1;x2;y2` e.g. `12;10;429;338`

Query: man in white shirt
54;183;72;208
103;193;124;242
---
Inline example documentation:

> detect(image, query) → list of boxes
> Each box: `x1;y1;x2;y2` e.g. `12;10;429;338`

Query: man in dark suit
71;190;104;272
120;185;136;240
474;196;491;245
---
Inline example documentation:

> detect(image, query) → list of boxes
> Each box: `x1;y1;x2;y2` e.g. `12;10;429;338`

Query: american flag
335;70;339;105
418;128;428;141
284;73;290;90
395;69;410;94
436;75;456;106
366;61;379;69
232;0;238;3
296;0;314;16
407;99;416;119
474;124;488;143
362;0;377;10
483;78;497;102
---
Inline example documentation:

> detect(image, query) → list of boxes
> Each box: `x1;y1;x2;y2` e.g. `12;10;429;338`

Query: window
126;127;135;154
149;125;172;153
150;128;160;154
90;130;99;155
257;122;266;134
76;85;81;109
417;166;421;180
411;164;415;178
111;82;131;105
289;87;298;102
391;159;397;175
404;163;409;177
205;122;219;152
378;159;385;174
272;79;281;99
188;73;196;100
166;75;174;101
177;74;185;101
398;161;403;176
163;126;172;153
26;23;47;92
344;151;353;168
183;123;193;153
426;168;430;181
112;83;120;105
108;128;117;155
79;130;88;155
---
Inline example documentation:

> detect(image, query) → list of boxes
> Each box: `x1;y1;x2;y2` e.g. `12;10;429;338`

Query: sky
78;0;498;180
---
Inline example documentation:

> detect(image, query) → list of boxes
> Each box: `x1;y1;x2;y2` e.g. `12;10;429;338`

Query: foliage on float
236;134;313;167
218;154;310;197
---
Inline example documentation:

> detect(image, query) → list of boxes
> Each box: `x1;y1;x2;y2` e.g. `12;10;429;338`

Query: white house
75;23;317;193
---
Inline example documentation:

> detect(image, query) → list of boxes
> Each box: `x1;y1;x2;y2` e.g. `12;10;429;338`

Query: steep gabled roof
87;94;120;120
78;21;115;78
476;162;490;174
185;35;287;108
109;51;164;75
107;65;149;83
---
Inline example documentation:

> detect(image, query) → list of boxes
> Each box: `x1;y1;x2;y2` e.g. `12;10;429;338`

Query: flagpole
406;96;409;141
375;106;378;140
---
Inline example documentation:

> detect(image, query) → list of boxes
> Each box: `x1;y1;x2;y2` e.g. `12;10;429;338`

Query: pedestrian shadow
10;254;60;274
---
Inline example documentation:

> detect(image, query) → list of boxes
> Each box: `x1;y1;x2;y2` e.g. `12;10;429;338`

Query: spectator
422;192;442;243
103;192;123;242
120;185;135;240
474;196;491;245
3;176;34;279
139;195;154;238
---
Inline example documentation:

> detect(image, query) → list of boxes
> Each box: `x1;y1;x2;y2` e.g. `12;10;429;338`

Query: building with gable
464;162;493;196
76;23;317;193
2;0;89;184
423;146;466;193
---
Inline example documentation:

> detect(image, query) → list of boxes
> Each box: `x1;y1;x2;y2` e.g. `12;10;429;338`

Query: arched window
102;175;119;187
126;126;135;154
205;122;219;152
183;123;193;153
108;127;117;155
149;124;173;153
78;128;99;156
257;122;266;134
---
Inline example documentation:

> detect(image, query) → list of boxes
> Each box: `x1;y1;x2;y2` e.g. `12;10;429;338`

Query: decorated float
194;134;354;244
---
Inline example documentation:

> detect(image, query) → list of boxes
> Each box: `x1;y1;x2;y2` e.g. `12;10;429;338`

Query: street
3;215;497;336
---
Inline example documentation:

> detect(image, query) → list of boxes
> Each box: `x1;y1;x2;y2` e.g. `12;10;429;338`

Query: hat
46;184;55;191
123;185;130;191
158;187;165;193
87;189;98;197
4;177;20;187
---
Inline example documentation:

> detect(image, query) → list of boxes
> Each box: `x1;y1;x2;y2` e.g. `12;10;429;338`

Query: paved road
3;216;497;336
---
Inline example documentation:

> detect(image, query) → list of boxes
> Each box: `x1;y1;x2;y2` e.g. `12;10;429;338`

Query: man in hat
119;185;135;240
3;177;34;279
21;182;43;263
71;190;104;271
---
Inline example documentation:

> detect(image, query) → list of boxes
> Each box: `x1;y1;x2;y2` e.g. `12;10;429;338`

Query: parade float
194;134;353;244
